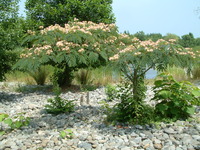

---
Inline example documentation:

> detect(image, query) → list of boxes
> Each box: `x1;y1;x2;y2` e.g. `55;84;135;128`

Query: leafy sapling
45;83;75;114
0;113;30;135
152;73;200;121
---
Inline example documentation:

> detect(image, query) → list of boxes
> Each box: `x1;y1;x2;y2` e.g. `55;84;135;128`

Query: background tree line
133;31;200;48
0;0;199;81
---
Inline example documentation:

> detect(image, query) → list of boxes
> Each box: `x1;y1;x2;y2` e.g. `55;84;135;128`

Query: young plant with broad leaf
152;73;200;120
109;36;200;123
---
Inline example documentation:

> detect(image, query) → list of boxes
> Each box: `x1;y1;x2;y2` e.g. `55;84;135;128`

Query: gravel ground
0;82;199;150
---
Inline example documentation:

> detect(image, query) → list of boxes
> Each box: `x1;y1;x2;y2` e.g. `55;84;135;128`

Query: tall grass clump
91;66;121;86
6;71;35;85
74;69;93;86
192;64;200;80
28;65;51;85
166;66;188;81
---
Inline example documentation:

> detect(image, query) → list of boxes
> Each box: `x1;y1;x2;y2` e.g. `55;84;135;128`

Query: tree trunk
53;66;73;87
132;68;146;103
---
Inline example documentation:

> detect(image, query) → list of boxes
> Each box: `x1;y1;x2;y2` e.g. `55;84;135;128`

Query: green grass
192;64;200;80
6;65;54;85
90;66;121;86
6;71;35;84
6;65;121;87
72;65;121;86
165;66;188;81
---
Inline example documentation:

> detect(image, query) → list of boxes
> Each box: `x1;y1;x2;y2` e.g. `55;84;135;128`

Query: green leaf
60;130;67;138
156;103;168;111
40;55;49;63
99;51;107;60
192;89;200;97
158;90;171;99
65;129;73;133
173;101;181;106
15;121;22;128
170;108;179;115
4;118;13;126
154;80;163;87
65;54;76;67
0;131;5;136
89;52;98;63
55;53;65;63
186;106;195;115
0;114;9;122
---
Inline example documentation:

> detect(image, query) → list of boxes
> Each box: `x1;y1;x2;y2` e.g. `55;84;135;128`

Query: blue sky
19;0;200;38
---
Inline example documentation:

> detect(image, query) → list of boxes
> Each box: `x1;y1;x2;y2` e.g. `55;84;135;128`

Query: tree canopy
0;0;19;22
179;33;196;48
25;0;115;27
13;19;119;86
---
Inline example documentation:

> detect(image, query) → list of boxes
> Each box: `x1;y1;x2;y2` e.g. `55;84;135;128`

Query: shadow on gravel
25;104;152;136
14;84;53;94
0;85;54;104
27;105;104;130
0;91;25;103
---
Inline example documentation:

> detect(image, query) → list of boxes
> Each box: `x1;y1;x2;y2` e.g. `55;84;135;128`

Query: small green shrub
44;84;75;114
0;113;30;135
152;73;200;121
105;84;117;101
102;80;154;125
60;129;73;139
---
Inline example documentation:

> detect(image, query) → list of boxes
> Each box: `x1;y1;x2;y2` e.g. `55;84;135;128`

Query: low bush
152;73;200;121
166;66;188;81
0;112;30;135
44;84;75;114
101;80;154;125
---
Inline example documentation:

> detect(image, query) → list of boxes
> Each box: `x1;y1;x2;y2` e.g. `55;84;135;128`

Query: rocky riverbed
0;82;200;150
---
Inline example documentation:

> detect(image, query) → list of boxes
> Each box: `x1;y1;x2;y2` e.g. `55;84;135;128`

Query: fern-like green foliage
45;84;75;114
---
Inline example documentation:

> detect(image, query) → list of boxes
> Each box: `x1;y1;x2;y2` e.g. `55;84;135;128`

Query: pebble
0;83;199;149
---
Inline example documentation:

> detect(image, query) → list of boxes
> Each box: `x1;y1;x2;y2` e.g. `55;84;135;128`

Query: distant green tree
195;37;200;46
134;31;147;41
147;33;163;42
179;33;196;48
0;0;19;22
25;0;115;27
163;33;180;41
0;0;24;81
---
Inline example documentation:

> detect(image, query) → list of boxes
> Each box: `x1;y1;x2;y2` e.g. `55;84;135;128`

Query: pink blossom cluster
40;19;116;35
109;36;199;61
